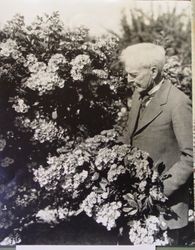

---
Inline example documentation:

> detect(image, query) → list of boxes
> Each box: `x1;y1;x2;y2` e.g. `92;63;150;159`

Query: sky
0;0;191;36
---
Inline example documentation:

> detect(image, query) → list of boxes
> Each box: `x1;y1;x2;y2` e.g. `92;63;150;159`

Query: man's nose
127;75;135;85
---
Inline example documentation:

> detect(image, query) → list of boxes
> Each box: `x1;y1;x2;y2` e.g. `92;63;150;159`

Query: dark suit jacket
120;79;193;229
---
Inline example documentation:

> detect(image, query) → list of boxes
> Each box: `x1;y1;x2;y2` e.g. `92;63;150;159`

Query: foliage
120;8;191;64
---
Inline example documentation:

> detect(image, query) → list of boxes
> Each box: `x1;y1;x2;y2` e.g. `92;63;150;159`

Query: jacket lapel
134;80;172;135
125;91;141;139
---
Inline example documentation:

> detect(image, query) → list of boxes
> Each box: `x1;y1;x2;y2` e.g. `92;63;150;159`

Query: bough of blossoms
32;129;170;245
0;129;170;245
23;53;67;95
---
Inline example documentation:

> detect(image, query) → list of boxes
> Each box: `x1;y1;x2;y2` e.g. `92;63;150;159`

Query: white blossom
36;207;58;224
70;54;91;81
12;98;29;113
0;39;20;58
48;53;67;72
95;201;122;230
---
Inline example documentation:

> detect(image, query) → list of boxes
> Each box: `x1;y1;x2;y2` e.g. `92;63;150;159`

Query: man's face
125;64;153;94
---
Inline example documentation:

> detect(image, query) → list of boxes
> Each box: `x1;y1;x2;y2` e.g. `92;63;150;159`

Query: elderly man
119;43;193;244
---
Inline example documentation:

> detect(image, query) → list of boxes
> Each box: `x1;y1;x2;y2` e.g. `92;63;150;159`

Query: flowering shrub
0;129;169;245
78;130;168;244
129;216;169;245
0;12;191;245
0;13;125;245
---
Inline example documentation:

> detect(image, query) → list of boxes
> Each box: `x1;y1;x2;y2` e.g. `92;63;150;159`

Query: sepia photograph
0;0;194;247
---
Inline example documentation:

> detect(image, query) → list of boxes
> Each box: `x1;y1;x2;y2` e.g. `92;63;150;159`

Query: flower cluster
16;113;66;143
129;216;169;245
36;206;59;224
70;54;91;81
24;54;41;71
15;187;38;208
95;35;119;58
96;201;122;231
80;192;102;217
47;54;67;72
125;148;151;180
95;147;118;170
25;69;64;94
12;97;29;113
0;233;21;246
24;55;65;95
81;42;107;63
33;147;93;198
0;39;22;61
14;116;31;133
92;69;108;79
81;35;119;64
36;204;78;225
30;118;66;143
84;129;119;151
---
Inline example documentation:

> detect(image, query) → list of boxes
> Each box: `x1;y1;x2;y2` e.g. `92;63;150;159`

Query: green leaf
128;208;138;216
123;193;134;201
148;196;153;206
95;188;103;194
127;199;137;208
137;199;142;209
122;207;132;212
127;220;134;226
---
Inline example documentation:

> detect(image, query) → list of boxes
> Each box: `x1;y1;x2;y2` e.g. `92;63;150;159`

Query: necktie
139;94;151;115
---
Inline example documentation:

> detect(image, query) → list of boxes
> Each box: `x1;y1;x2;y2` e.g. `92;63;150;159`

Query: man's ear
150;66;158;80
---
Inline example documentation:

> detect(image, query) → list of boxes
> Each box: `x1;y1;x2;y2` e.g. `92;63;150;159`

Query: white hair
120;43;166;72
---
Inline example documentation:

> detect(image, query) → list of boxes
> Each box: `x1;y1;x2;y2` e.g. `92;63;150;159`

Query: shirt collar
148;78;164;97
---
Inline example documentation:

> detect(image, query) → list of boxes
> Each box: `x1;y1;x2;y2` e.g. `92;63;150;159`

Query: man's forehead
125;64;142;73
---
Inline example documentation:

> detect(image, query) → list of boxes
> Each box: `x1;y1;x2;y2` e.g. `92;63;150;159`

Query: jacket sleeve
162;94;193;197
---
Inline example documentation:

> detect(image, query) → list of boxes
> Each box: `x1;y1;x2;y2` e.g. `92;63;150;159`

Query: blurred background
0;0;191;36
